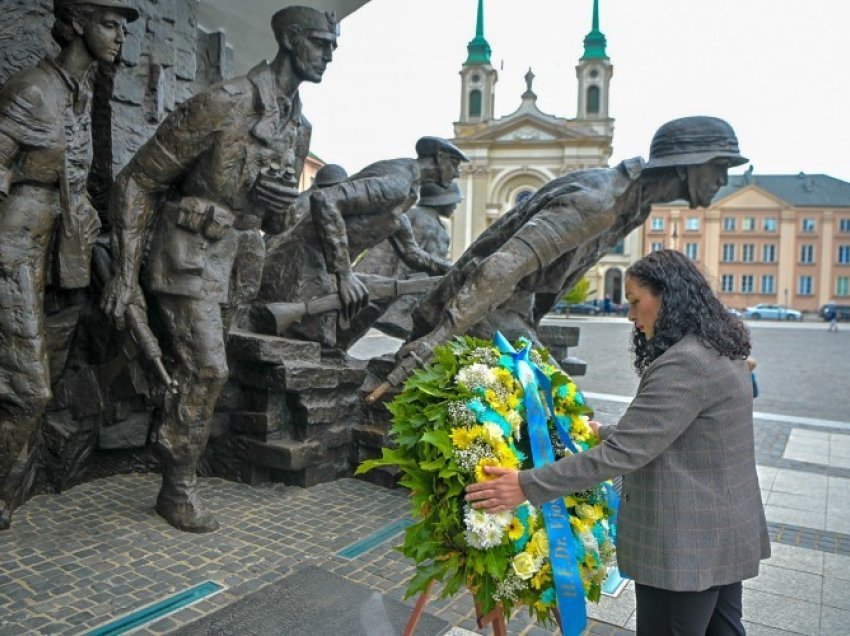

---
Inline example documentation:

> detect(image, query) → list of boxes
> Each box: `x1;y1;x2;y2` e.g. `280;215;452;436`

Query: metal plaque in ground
172;565;450;636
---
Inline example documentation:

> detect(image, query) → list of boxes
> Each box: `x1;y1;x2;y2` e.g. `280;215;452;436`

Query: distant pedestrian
827;306;838;332
603;295;613;316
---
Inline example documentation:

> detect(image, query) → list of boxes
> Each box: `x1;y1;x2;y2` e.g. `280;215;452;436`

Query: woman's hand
589;419;601;439
465;466;526;512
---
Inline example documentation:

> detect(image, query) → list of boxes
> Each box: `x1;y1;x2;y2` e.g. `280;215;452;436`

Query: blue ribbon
492;332;586;636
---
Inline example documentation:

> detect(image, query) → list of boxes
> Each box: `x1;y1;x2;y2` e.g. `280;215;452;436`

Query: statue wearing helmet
373;116;747;397
0;0;138;531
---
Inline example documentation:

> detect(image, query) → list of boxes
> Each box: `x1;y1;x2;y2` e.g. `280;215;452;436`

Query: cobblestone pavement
0;474;631;635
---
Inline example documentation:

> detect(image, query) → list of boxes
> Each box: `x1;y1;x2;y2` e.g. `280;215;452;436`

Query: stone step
228;328;321;364
239;438;323;471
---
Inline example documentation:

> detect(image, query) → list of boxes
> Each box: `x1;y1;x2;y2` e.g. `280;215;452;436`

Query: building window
762;244;776;263
722;244;735;262
840;219;850;233
801;218;816;232
800;244;814;264
761;275;775;294
650;217;664;231
650;242;664;252
586;85;600;114
798;276;813;295
515;190;533;204
685;242;698;260
763;217;777;232
838;277;850;297
609;239;625;255
742;217;756;231
723;217;736;231
685;217;700;231
839;245;850;264
742;244;754;262
741;275;754;294
469;89;482;118
721;274;735;293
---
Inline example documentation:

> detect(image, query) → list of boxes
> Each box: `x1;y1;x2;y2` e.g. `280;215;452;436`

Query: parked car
565;302;600;315
819;302;850;321
742;303;802;321
727;307;743;318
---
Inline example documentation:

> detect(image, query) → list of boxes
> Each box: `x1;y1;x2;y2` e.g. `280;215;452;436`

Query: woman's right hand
589;420;602;439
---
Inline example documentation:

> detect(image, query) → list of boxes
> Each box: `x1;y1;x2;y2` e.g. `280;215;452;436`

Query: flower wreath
358;333;618;633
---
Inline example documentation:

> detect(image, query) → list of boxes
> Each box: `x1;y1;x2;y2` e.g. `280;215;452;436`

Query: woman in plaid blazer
468;249;770;634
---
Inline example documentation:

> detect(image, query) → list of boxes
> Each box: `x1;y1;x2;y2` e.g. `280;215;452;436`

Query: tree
562;278;591;305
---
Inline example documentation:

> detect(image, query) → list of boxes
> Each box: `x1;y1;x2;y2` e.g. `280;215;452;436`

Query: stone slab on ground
172;565;449;636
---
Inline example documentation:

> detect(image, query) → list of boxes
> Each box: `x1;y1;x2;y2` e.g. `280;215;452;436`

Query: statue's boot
155;464;219;533
0;499;10;530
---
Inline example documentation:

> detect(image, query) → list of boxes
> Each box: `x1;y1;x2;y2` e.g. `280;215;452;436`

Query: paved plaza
1;318;848;635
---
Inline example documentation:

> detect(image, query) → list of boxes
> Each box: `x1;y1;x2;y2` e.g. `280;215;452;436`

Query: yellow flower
507;516;525;541
505;410;522;436
570;516;593;534
511;552;538;580
475;457;500;482
527;529;549;557
575;503;602;522
506;393;520;409
531;561;551;590
564;495;579;508
496;442;520;470
450;427;473;449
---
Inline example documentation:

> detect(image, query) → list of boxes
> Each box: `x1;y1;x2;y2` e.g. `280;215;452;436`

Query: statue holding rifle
102;6;338;532
257;136;468;350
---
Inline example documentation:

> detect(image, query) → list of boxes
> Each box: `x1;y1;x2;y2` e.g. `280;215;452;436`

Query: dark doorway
604;268;623;305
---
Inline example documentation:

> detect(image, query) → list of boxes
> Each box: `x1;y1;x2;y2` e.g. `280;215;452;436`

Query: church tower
576;0;613;122
458;0;497;125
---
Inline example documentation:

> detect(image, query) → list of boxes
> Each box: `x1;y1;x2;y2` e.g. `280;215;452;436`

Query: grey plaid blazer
519;334;770;591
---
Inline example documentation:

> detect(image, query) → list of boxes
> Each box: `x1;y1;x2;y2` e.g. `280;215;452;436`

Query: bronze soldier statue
355;181;462;339
101;6;338;533
370;116;748;399
258;137;468;349
0;0;139;530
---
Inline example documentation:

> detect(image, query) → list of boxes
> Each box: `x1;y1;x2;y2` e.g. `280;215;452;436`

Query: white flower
485;422;504;441
463;506;512;549
455;364;496;391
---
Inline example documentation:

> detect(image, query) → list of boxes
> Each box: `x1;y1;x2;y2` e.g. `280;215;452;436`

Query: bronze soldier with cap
371;116;748;399
355;180;463;339
101;6;338;533
258;136;468;349
0;0;139;530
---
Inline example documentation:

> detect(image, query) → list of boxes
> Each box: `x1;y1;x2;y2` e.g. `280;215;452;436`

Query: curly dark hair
626;249;750;374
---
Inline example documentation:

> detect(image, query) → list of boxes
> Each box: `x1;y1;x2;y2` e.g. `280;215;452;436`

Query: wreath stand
403;581;563;636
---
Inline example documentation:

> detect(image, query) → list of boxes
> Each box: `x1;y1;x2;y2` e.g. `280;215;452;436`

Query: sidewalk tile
585;585;635;627
767;491;827;512
772;470;828;496
742;621;806;636
764;505;825;530
820;605;850;636
821;576;850;611
765;543;824;575
742;563;821;604
742;589;820;635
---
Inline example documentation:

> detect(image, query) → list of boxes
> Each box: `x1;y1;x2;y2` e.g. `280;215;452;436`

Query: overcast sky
295;0;850;183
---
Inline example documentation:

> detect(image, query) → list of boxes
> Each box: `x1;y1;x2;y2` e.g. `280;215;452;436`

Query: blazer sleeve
518;343;706;506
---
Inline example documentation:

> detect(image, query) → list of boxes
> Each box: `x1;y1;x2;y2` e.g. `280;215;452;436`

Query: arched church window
587;85;600;114
469;89;482;118
516;190;534;204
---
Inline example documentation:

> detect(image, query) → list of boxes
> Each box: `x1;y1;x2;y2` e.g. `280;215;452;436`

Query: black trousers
635;581;746;636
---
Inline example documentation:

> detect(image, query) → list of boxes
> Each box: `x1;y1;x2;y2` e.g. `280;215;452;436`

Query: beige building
642;170;850;312
449;0;620;292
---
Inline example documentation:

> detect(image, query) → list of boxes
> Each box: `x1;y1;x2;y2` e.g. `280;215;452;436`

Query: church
449;0;636;304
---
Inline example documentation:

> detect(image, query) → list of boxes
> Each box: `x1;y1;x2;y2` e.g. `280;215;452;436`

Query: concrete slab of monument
171;565;449;636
